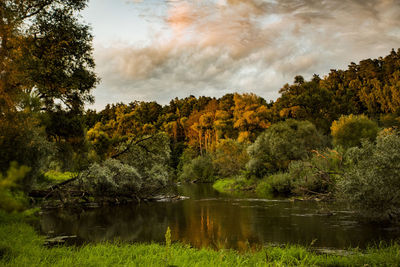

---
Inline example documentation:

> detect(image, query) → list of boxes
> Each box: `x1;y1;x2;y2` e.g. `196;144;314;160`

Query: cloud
91;0;400;109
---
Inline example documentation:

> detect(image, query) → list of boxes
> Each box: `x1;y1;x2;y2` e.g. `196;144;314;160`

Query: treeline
86;49;400;169
80;50;400;223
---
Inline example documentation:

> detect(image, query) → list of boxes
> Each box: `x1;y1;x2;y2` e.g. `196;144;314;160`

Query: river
40;183;400;250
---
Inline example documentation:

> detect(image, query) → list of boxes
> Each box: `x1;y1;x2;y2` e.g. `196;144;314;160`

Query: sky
81;0;400;110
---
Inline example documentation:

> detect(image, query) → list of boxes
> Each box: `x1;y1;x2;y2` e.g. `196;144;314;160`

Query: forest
1;0;400;266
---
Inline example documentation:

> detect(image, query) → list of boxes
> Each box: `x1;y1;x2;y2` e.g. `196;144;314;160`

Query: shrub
0;162;31;212
212;139;249;178
177;147;199;177
82;159;142;196
340;131;400;222
80;133;171;197
331;114;378;149
255;179;273;197
179;154;214;182
266;172;293;195
247;119;323;176
288;149;343;197
0;113;54;192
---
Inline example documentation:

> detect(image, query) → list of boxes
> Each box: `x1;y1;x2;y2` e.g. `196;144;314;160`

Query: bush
0;162;31;212
0;113;54;192
247;119;323;176
331;114;378;149
179;154;214;182
212;139;249;178
177;147;199;177
254;149;343;198
288;149;343;197
80;133;171;197
255;179;273;197
119;133;171;186
82;159;142;196
340;132;400;222
266;172;293;195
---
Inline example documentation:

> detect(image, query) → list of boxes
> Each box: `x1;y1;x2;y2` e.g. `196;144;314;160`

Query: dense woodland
1;0;400;224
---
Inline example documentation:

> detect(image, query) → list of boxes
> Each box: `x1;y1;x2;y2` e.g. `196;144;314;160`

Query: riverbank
1;212;399;266
213;177;276;199
213;177;334;201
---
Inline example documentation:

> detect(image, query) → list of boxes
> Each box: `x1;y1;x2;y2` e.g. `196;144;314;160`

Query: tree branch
111;135;155;159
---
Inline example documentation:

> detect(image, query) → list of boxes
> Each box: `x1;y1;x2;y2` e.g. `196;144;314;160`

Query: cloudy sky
82;0;400;110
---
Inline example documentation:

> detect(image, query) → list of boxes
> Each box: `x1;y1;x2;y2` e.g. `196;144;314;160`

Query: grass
1;211;400;266
213;177;274;198
33;171;77;190
212;177;256;194
212;178;238;193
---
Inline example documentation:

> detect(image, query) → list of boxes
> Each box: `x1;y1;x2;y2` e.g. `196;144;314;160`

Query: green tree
179;154;214;182
0;0;97;186
247;119;323;176
212;139;248;178
0;111;54;191
274;75;335;133
82;133;171;197
331;114;379;149
0;0;98;114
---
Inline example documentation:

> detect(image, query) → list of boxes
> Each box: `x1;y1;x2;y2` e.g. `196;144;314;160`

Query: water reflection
40;184;400;250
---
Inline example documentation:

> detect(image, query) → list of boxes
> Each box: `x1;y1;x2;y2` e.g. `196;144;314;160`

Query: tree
247;119;323;176
179;154;214;182
81;133;171;197
233;93;271;143
331;114;379;149
274;75;334;133
212;139;248;178
0;110;54;191
0;0;98;184
0;0;98;114
340;131;400;222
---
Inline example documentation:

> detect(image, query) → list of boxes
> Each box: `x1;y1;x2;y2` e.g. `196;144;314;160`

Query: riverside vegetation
1;0;400;265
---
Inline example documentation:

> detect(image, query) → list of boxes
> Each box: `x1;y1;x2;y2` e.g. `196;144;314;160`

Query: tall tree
0;0;98;113
0;0;98;180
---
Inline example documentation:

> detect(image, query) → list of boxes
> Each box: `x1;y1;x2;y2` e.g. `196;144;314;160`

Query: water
40;183;400;250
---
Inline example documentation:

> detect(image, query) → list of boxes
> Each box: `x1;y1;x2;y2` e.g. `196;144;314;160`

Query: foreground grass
1;212;399;266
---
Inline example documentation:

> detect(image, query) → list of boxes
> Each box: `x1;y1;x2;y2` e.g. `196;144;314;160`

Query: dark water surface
40;184;400;250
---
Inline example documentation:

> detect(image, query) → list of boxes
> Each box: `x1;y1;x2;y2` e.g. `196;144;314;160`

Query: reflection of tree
168;200;260;250
41;204;171;243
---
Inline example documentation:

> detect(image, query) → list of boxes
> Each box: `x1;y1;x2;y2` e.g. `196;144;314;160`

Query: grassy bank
213;178;275;198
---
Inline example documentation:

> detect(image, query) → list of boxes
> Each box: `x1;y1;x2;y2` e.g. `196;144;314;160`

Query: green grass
1;211;399;266
213;177;274;198
33;171;77;190
212;178;238;193
44;170;77;182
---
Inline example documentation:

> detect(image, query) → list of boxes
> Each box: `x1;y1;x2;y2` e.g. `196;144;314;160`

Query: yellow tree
233;93;271;143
